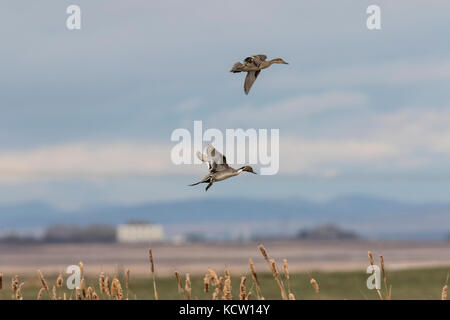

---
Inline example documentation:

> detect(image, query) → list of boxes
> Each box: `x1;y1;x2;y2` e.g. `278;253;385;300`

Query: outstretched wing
244;55;267;67
197;150;213;171
207;145;229;172
244;70;261;95
198;145;229;172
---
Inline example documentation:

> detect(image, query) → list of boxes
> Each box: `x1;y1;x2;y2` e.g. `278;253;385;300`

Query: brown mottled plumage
190;145;256;191
230;55;288;94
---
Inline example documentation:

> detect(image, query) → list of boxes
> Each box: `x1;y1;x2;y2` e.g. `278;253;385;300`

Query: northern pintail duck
189;145;256;191
230;54;289;94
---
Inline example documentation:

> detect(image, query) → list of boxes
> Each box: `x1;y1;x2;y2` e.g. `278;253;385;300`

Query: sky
1;1;450;209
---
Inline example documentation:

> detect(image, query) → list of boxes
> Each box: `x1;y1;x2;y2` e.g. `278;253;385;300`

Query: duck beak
283;61;289;64
251;171;257;174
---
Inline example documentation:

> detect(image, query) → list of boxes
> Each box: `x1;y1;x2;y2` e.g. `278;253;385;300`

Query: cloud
262;58;450;91
0;142;174;182
3;104;450;183
212;91;367;126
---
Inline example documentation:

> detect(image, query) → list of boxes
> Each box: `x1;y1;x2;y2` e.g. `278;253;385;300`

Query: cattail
0;272;3;290
56;273;63;288
203;273;210;293
258;244;269;262
212;288;219;300
80;278;86;299
442;285;448;300
289;293;295;300
249;258;262;300
37;270;50;296
149;249;158;300
99;272;106;296
245;291;252;300
105;276;111;298
218;276;224;297
16;282;24;300
86;286;94;300
37;287;45;300
270;259;287;300
208;268;219;286
283;259;291;295
185;273;191;300
11;275;18;299
92;291;99;300
174;271;184;295
125;269;130;300
111;277;123;300
76;288;82;300
239;276;246;300
223;277;232;300
79;261;84;280
310;278;319;297
52;285;57;300
368;251;374;266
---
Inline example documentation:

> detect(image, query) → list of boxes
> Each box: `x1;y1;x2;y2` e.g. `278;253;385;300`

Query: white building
116;222;164;244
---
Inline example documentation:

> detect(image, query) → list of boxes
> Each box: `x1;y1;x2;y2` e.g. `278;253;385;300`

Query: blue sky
1;1;450;208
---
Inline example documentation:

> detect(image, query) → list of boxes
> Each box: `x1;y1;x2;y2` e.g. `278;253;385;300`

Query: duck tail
230;62;243;73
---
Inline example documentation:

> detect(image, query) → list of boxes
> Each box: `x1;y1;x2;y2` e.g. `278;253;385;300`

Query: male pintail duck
189;145;256;191
230;54;289;94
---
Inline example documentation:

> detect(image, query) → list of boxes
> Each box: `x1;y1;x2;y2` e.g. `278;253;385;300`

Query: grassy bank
1;266;448;300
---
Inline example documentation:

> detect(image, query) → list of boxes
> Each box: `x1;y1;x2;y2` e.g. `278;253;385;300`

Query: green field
1;266;448;300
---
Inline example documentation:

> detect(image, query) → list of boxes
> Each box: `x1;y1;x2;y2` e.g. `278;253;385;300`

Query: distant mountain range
1;195;450;240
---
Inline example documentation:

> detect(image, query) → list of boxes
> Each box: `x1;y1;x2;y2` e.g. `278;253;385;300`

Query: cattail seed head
37;270;49;294
310;278;319;295
283;259;289;280
212;288;219;300
149;249;155;273
56;273;63;288
185;273;191;300
442;285;448;300
111;277;123;300
11;275;19;299
76;288;82;300
37;287;45;300
203;273;210;293
51;285;57;300
86;286;94;300
80;278;86;298
224;277;232;300
368;251;374;266
218;276;224;296
174;271;183;295
16;282;24;300
239;276;246;300
208;268;219;286
258;244;269;262
99;272;106;295
105;276;111;297
79;261;84;279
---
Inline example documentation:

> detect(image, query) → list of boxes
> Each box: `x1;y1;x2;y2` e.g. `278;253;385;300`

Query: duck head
271;58;289;64
239;166;257;174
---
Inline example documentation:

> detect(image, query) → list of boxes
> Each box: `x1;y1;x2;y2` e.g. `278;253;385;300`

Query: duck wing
244;70;261;95
206;145;230;172
244;55;267;67
197;145;230;172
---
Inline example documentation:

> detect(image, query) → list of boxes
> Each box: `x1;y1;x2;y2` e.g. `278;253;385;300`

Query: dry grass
0;244;448;300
